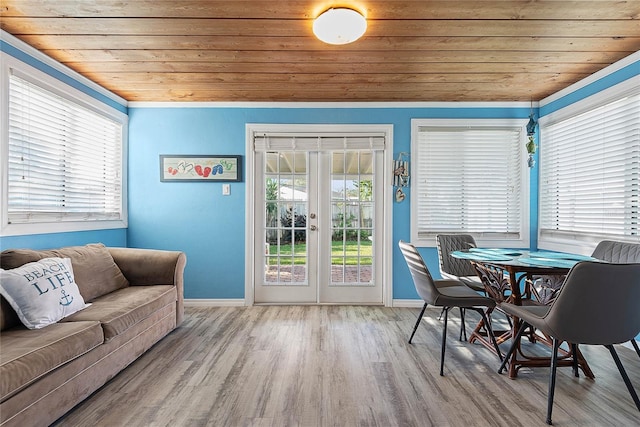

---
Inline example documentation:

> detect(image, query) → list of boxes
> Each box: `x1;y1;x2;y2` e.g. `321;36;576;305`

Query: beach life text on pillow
0;257;88;329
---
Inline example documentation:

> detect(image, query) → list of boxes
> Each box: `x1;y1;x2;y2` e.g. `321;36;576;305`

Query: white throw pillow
0;257;88;329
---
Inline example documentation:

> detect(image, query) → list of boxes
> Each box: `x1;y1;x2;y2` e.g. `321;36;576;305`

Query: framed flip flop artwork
160;155;242;182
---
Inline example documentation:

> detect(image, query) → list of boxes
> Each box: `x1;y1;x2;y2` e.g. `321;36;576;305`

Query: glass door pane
330;151;374;286
264;151;309;285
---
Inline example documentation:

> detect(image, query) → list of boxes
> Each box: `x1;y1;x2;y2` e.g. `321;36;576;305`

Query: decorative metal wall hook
393;152;410;187
393;151;410;202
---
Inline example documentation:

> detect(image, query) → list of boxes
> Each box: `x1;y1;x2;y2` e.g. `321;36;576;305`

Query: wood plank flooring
53;306;640;426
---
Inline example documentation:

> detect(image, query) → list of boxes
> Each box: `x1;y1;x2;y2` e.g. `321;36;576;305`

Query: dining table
451;248;598;379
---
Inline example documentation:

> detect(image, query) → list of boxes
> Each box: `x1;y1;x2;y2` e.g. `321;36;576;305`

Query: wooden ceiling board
14;35;640;52
3;18;640;37
3;1;639;20
2;0;639;102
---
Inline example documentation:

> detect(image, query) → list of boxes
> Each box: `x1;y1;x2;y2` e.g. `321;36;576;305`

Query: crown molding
540;50;640;106
128;101;538;108
1;30;127;107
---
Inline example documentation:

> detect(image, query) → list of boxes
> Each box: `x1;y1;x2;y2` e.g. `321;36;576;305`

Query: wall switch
222;184;231;195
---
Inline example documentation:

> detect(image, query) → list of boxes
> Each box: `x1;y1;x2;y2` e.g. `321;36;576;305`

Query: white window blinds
253;134;385;152
412;120;527;245
7;72;124;225
539;89;640;245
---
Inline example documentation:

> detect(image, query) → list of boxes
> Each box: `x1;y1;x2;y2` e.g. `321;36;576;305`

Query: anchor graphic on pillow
59;289;74;306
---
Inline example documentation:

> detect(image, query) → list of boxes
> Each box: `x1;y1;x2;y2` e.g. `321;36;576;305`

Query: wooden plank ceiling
1;1;639;102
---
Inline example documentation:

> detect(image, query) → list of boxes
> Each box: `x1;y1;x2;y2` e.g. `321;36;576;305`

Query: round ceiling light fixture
313;8;367;45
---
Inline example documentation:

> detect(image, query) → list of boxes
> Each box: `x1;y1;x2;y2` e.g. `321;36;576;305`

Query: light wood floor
54;306;640;426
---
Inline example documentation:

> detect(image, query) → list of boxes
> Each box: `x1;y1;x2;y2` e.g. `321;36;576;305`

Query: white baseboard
184;299;246;307
184;298;488;312
392;299;429;308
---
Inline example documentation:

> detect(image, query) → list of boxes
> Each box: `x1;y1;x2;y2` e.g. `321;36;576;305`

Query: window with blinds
410;119;528;247
539;82;640;249
3;68;126;235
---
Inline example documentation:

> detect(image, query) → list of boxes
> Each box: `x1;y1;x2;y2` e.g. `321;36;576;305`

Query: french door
252;134;385;304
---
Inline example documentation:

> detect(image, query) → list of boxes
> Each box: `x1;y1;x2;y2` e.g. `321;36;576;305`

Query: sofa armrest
108;247;186;326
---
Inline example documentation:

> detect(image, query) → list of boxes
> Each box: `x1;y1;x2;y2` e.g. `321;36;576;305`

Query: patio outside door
253;134;384;304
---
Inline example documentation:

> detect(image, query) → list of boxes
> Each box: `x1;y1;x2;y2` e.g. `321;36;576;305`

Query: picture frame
160;155;242;182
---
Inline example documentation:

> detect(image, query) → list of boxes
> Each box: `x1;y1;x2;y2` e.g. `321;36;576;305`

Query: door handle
309;225;317;231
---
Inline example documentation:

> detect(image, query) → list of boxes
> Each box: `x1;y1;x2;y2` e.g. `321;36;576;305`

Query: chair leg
546;338;561;425
606;344;640;412
409;303;428;344
571;343;579;377
498;320;527;374
440;307;449;376
631;339;640;360
459;307;467;341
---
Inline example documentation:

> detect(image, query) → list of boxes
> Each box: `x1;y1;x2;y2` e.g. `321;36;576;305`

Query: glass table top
452;248;597;269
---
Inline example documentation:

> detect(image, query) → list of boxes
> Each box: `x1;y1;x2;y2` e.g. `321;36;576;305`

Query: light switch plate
222;184;230;195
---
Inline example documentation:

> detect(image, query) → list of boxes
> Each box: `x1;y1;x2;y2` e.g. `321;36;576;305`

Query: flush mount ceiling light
313;8;367;45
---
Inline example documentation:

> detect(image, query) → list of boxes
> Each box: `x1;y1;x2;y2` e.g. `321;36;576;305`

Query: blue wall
127;106;537;299
2;37;638;302
0;229;127;252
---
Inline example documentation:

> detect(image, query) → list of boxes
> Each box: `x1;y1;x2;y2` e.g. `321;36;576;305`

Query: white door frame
244;123;394;306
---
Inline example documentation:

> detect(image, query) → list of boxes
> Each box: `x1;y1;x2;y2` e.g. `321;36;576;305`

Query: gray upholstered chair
592;240;640;357
436;234;487;340
399;240;502;376
498;261;640;425
436;234;520;342
591;240;640;263
436;234;485;293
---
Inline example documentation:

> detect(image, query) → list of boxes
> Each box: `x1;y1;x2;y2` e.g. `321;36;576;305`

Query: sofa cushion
0;320;103;402
62;285;176;341
0;243;129;302
0;258;89;329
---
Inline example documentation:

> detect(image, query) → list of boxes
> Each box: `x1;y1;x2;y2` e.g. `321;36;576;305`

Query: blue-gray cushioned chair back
543;262;640;345
591;240;640;263
436;234;477;277
399;240;439;304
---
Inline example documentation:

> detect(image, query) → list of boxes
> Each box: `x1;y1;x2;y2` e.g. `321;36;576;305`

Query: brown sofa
0;243;186;427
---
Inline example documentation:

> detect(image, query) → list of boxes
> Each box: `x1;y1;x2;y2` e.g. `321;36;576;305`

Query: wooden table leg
504;320;595;379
